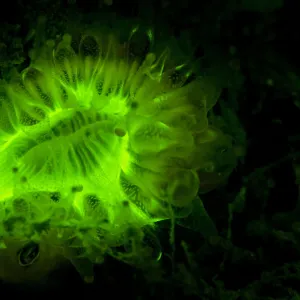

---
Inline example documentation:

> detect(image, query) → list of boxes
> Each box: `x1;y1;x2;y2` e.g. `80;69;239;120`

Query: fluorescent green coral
0;28;222;279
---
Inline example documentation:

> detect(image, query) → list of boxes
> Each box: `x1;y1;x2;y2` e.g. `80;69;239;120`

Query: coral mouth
9;106;127;192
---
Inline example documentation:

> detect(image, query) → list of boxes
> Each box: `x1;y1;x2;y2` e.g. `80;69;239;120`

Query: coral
0;27;225;281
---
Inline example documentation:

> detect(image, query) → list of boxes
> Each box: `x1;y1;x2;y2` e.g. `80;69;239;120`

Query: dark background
1;0;300;298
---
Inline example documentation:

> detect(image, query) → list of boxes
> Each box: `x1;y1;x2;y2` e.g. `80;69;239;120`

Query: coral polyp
0;28;220;281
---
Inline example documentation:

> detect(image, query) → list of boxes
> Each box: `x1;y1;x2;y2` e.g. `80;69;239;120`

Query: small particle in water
114;128;126;137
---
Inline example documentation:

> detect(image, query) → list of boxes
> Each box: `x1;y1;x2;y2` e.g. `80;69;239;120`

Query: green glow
146;28;154;48
129;26;139;40
0;27;230;282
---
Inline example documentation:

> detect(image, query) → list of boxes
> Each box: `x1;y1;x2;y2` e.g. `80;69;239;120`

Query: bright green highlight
0;28;228;281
